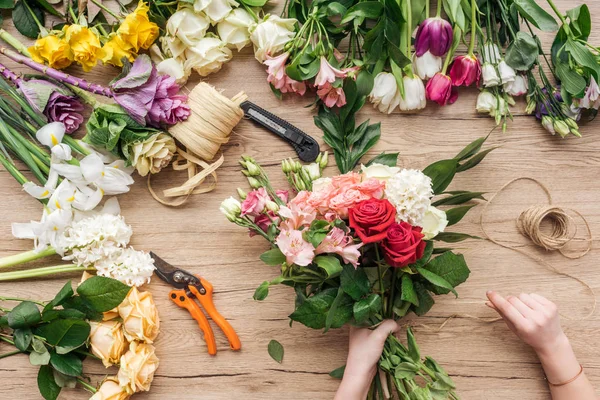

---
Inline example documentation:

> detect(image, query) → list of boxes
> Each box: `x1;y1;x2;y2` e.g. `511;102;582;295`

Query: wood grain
1;0;600;398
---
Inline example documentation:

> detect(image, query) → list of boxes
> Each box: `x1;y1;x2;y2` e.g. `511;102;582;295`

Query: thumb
372;319;400;345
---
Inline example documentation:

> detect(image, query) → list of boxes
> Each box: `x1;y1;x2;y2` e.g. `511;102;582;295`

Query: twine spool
149;83;248;206
516;206;575;252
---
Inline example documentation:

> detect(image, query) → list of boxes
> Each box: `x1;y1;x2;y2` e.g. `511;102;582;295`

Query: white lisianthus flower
399;75;426;111
220;196;242;221
361;163;400;181
412;51;442;80
311;177;332;192
498;60;516;84
482;63;500;87
482;42;501;63
504;74;528;96
194;0;238;23
167;7;210;47
420;206;448;240
217;8;253;51
250;15;297;62
184;36;233;76
96;248;155;287
302;162;321;180
369;72;400;114
384;169;433;225
476;91;496;114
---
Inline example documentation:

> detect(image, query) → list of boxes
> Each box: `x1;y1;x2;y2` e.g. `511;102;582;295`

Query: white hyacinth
384;169;434;226
62;214;133;267
95;248;155;287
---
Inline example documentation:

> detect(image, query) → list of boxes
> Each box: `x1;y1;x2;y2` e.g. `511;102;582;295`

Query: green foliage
289;287;353;330
329;365;346;379
76;276;131;312
38;365;61;400
7;301;41;329
513;0;558;32
12;0;45;39
505;32;539;71
260;248;286;266
366;152;399;167
267;340;284;363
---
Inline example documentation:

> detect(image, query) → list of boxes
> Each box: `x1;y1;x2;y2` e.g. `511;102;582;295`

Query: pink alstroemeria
275;229;315;266
281;77;307;96
278;203;316;230
314;57;346;87
315;227;363;268
265;53;289;90
317;83;347;108
241;187;270;216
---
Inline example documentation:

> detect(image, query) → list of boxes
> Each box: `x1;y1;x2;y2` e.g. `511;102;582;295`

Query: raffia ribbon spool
148;83;248;206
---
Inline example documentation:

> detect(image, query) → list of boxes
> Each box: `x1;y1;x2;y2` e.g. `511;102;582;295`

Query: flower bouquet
221;136;493;398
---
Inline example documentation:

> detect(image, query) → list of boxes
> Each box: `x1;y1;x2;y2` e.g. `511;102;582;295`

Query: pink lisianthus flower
241;187;270;216
249;212;279;237
315;227;363;268
278;204;316;230
315;57;346;87
276;190;289;203
289;190;311;209
317;83;347;108
275;229;315;266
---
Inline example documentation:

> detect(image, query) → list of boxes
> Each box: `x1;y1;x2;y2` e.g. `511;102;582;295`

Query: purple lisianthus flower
43;92;85;133
535;87;562;120
415;17;453;57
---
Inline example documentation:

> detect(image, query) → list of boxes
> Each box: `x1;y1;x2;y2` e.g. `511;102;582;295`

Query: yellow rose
63;25;104;72
118;1;159;52
89;320;129;368
102;35;135;67
90;377;130;400
118;287;160;343
117;342;159;394
28;35;73;69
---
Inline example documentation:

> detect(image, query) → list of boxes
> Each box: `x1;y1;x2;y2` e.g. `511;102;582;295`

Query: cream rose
118;342;159;394
217;8;253;51
167;7;210;47
250;14;297;62
420;206;448;240
89;320;129;368
194;0;238;23
361;163;400;182
184;36;232;76
118;287;160;343
90;377;130;400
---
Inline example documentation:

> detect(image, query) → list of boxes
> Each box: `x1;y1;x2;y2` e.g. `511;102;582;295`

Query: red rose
381;222;426;267
348;199;396;244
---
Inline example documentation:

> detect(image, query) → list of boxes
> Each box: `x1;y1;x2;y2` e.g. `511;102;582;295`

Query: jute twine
149;83;248;206
413;177;595;332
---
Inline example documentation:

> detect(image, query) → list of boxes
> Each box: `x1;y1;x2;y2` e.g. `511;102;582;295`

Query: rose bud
118;287;160;344
118;342;160;394
381;222;426;268
89;320;129;368
414;17;453;57
449;55;481;87
90;377;130;400
425;73;458;106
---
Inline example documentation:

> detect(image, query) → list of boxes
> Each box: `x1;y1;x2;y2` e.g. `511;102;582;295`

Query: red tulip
426;73;458;106
449;55;481;87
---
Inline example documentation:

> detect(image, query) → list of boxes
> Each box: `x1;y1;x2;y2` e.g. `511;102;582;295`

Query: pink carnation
275;228;315;266
241;187;269;216
315;227;363;268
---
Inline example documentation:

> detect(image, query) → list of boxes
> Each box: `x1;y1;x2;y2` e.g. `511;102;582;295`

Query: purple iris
415;17;453;57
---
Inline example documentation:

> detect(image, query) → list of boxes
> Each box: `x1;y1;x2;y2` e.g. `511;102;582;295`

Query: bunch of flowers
27;1;159;71
221;137;493;398
0;277;159;399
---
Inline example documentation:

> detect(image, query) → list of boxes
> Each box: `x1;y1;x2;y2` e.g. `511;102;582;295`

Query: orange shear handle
169;288;218;355
189;277;242;352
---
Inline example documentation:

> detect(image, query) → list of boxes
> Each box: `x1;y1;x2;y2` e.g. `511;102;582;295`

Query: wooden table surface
1;1;599;398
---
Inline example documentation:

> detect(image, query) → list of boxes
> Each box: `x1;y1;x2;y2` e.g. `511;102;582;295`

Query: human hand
486;291;567;355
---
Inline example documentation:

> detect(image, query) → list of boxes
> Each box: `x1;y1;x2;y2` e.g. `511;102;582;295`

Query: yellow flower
118;287;160;343
90;377;130;400
102;35;135;67
89;320;129;368
28;35;73;69
63;25;105;72
118;1;159;52
117;342;159;394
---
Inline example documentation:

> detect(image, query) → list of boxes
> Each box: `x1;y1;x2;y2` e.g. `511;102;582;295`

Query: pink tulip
317;83;347;108
426;73;458;106
449;55;481;87
415;17;453;57
314;57;346;87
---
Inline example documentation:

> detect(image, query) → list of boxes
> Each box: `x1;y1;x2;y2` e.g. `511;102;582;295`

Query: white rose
312;177;332;192
194;0;239;23
250;14;297;62
498;60;516;84
156;57;191;85
412;51;442;80
482;63;500;87
420;206;448;240
184;36;232;76
217;8;253;51
166;7;210;47
399;75;426;111
369;72;400;114
361;163;400;181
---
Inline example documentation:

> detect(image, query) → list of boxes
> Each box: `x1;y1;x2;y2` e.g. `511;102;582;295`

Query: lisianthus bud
248;177;261;189
412;51;442;80
449;55;481;87
266;200;279;212
399;75;426;111
425;73;457;106
580;76;600;109
476;91;496;114
369;72;400;114
303;163;321;180
220;196;242;219
498;60;516;84
184;36;232;76
118;342;159;394
553;120;570;137
245;160;261;176
541;116;555;134
237;188;247;200
482;63;500;87
89;320;128;368
414;17;453;57
130;133;176;176
250;14;297;63
217;8;253;51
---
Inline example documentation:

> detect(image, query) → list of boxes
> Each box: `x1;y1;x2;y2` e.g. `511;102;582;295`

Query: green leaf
76;276;131;312
393;362;418;379
43;281;74;313
416;267;457;297
289;288;353;329
35;319;90;349
457;147;497;173
400;274;419;306
454;135;488;161
239;0;267;6
555;62;586;97
49;352;83;377
366;152;399;167
254;281;270;301
14;328;33;351
413;282;434;316
424;251;471;293
0;0;13;8
513;0;558;32
37;365;61;400
434;232;481;242
341;1;383;24
52;371;77;389
423;160;458;195
260;248;286;266
325;287;347;332
566;39;600;80
341;264;370;300
0;315;7;328
505;31;539;71
410;386;433;400
30;350;51;366
406;328;421;362
12;0;45;39
327;2;347;16
566;4;591;39
329;365;346;379
42;308;87;322
61;296;102;321
314;256;343;278
31;337;46;353
267;339;284;363
7;301;41;329
32;0;61;16
445;205;476;226
356;70;374;97
353;294;382;324
432;191;486;206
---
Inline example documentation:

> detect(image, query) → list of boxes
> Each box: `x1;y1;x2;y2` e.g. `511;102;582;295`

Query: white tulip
482;63;500;87
482;42;501;63
217;8;253;51
250;14;297;63
184;36;233;76
361;163;400;182
399;75;426;111
420;206;448;240
498;60;516;84
504;74;528;97
476;91;496;114
193;0;238;23
166;7;210;47
412;51;442;80
369;72;400;114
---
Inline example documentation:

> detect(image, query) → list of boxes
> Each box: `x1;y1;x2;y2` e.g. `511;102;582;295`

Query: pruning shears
150;252;241;356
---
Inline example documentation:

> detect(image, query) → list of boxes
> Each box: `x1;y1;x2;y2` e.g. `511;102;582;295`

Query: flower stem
77;377;97;394
0;153;28;186
0;265;94;281
435;0;442;17
545;0;567;26
0;350;22;359
0;247;57;269
468;0;477;55
0;296;45;306
0;29;30;57
21;0;48;37
0;47;113;97
406;0;412;57
90;0;120;20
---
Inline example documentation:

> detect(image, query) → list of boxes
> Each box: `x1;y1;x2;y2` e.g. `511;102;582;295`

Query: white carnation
62;214;132;267
95;248;155;287
384;169;433;225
